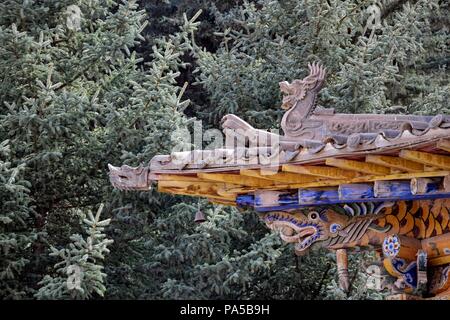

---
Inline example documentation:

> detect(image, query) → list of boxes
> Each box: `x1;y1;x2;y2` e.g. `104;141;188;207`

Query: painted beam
254;190;298;207
400;150;450;170
428;255;450;267
282;164;359;179
410;178;441;195
225;170;450;194
444;175;450;192
279;193;299;204
326;158;390;175
252;192;450;211
236;194;255;206
365;155;424;173
338;183;374;200
248;182;444;207
421;232;450;258
374;180;412;198
299;188;340;204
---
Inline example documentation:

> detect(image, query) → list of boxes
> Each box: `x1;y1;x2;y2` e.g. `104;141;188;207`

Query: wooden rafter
240;169;319;184
158;180;230;190
216;188;239;198
282;165;359;179
156;174;206;182
400;150;450;170
325;158;390;175
436;139;450;153
197;172;276;188
421;233;450;259
224;170;450;193
209;199;237;206
365;155;424;173
158;186;236;201
155;150;450;200
428;255;450;267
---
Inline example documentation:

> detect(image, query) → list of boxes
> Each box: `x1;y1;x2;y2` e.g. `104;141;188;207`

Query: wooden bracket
336;249;350;293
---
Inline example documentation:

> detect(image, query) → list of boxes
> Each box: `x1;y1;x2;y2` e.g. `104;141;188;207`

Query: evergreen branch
381;0;417;20
56;59;100;91
346;267;361;297
312;262;331;299
414;57;450;70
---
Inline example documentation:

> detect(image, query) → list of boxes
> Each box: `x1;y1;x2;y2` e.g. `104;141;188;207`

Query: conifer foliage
35;204;113;299
0;0;448;300
0;140;35;299
191;0;449;127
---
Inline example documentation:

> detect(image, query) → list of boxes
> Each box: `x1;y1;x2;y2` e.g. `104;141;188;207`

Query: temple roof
148;115;450;173
108;62;450;209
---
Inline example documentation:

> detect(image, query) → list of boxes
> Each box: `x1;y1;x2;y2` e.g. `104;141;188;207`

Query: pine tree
192;0;448;124
0;0;159;298
0;140;36;299
35;204;113;299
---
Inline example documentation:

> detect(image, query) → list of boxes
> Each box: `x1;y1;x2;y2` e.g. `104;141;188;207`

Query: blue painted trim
375;181;412;198
299;189;339;203
278;193;299;204
255;203;305;212
254;192;298;206
339;183;374;199
421;182;440;193
236;194;254;206
252;192;450;212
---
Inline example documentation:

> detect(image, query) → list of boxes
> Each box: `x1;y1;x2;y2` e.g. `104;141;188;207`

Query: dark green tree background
0;0;448;299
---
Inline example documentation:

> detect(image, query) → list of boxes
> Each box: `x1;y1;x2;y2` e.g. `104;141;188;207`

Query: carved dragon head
263;202;393;254
108;164;150;190
279;61;326;110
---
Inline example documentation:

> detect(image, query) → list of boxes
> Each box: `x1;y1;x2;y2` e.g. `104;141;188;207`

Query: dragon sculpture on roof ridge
280;61;328;138
221;61;447;145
